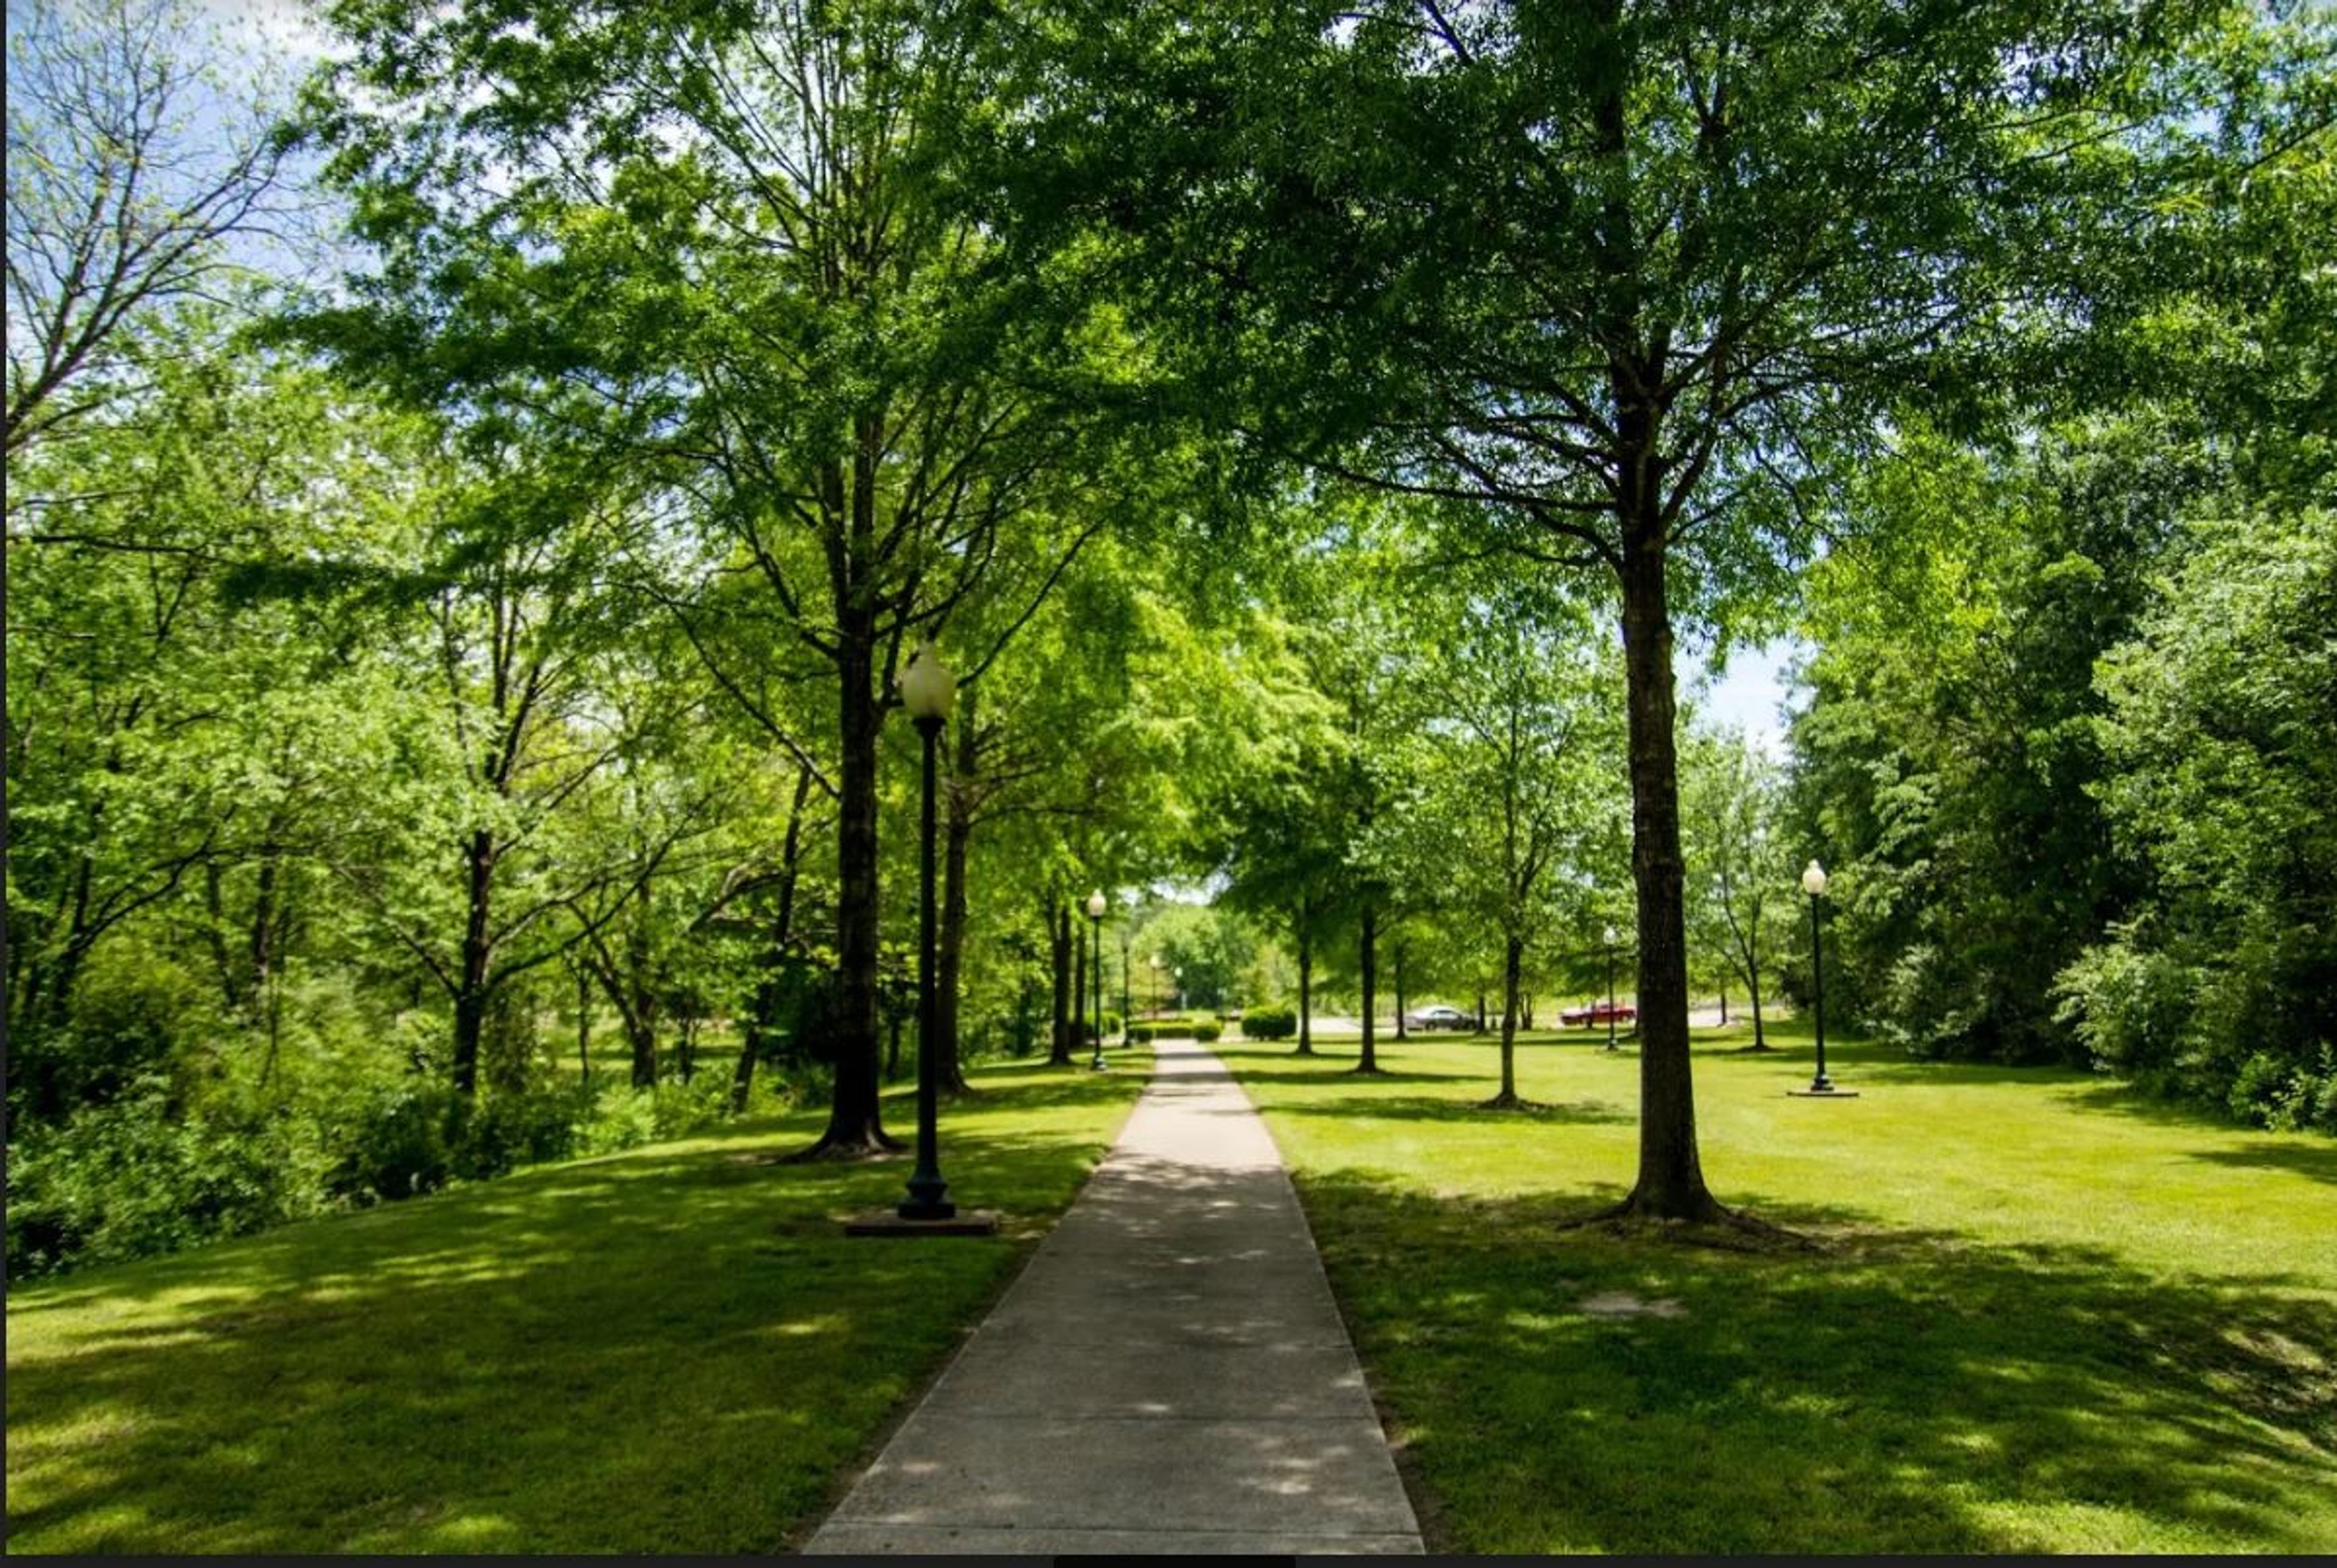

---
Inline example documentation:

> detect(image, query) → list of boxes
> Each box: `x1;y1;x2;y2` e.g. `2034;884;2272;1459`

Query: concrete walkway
803;1038;1424;1556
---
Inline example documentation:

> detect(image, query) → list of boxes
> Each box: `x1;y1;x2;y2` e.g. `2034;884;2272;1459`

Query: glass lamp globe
900;643;955;721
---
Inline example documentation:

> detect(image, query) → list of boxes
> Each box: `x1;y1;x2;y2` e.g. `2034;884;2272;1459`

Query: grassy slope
4;1057;1144;1553
1226;1022;2337;1555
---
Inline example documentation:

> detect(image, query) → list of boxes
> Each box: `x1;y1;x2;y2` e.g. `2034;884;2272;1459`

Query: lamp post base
898;1173;954;1221
845;1210;1000;1236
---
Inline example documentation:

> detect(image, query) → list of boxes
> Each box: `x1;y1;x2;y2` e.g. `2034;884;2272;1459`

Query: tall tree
1406;577;1622;1105
986;0;2243;1223
4;0;293;458
1682;726;1787;1050
299;0;1130;1154
336;457;686;1095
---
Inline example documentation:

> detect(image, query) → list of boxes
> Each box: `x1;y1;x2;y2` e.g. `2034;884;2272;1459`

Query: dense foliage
5;0;2328;1275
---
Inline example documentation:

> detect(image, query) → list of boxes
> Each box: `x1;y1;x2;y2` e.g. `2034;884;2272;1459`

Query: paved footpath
803;1038;1425;1556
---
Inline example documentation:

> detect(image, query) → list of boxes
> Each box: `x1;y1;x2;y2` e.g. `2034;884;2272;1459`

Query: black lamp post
897;644;955;1221
1802;860;1832;1092
1086;889;1108;1070
1602;924;1619;1051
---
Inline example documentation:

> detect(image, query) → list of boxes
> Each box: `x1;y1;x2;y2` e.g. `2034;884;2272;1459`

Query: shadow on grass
1296;1171;2337;1555
1224;1067;1465;1090
2182;1142;2337;1187
2;1065;1140;1554
1274;1094;1632;1127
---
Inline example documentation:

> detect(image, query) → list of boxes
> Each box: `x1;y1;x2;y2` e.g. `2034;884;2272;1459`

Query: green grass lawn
4;1056;1144;1553
1222;1021;2337;1555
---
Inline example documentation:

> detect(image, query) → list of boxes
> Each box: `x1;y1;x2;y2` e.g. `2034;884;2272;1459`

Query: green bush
6;1089;324;1278
576;1076;732;1157
1125;1016;1222;1043
451;1087;590;1179
329;1078;461;1204
1241;1005;1298;1041
6;1041;755;1278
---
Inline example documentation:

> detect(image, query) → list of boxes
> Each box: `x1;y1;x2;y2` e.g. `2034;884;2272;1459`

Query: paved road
802;1038;1424;1556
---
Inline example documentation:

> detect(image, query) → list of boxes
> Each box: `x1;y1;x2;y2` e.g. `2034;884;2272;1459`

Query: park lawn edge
1223;1023;2337;1556
4;1051;1152;1554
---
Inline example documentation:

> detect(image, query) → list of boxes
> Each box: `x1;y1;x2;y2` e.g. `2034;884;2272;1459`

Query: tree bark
626;883;658;1088
798;570;896;1156
250;845;281;1017
576;960;594;1091
735;767;814;1112
1616;507;1722;1221
1072;908;1088;1056
452;828;495;1096
1493;932;1523;1104
1394;939;1408;1040
1353;899;1380;1073
1047;900;1073;1065
1296;904;1315;1055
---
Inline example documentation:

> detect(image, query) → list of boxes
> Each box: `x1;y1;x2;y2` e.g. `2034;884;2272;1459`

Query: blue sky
1685;637;1803;759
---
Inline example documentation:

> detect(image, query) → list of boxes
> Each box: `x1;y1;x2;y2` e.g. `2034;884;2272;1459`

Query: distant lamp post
1086;889;1108;1070
1173;966;1183;1014
1602;924;1619;1051
898;644;957;1219
1149;953;1163;1019
1802;859;1835;1094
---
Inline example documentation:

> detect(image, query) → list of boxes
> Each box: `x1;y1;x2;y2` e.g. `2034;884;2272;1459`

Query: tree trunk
1615;508;1722;1221
1047;900;1073;1065
935;684;976;1093
1394;939;1409;1040
577;960;594;1091
1493;932;1523;1104
1353;900;1380;1073
1296;906;1315;1056
453;828;495;1096
626;885;658;1089
735;767;814;1112
798;582;896;1156
619;995;657;1088
1748;964;1768;1050
1072;910;1088;1056
250;845;281;1017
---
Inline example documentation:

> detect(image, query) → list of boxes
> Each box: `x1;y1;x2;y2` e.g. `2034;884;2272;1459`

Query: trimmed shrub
1241;1005;1298;1041
1125;1016;1222;1043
